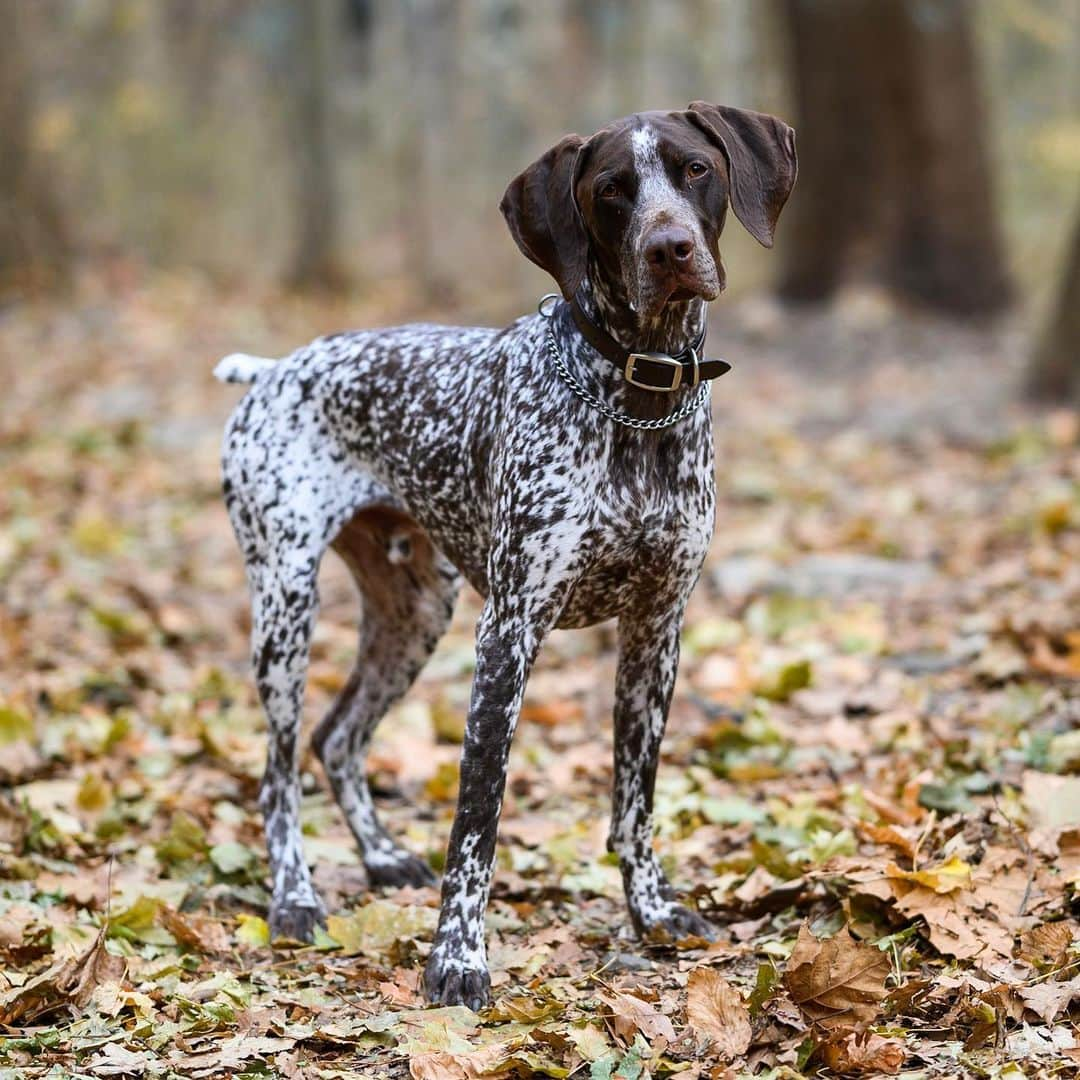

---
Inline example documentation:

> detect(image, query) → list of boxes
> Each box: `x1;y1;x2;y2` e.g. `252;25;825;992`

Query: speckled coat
216;103;796;1010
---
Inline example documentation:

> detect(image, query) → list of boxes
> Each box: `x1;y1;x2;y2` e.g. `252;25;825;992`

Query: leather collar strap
567;297;731;393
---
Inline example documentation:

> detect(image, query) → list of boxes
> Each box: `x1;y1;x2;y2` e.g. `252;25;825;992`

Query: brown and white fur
215;103;796;1010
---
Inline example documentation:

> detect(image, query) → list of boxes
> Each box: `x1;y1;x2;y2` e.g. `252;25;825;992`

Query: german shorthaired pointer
215;103;796;1010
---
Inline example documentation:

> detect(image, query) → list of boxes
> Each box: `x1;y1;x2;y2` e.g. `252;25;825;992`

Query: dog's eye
686;161;709;180
598;181;620;199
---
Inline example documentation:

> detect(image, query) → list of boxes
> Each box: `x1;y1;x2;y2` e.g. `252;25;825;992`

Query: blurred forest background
3;3;1080;1075
3;0;1080;393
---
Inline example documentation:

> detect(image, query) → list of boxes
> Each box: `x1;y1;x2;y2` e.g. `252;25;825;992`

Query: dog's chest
556;430;716;627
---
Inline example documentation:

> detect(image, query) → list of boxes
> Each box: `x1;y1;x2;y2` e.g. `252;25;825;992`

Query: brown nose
644;226;695;271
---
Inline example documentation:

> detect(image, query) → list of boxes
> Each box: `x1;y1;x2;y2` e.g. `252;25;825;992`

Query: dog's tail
214;353;278;384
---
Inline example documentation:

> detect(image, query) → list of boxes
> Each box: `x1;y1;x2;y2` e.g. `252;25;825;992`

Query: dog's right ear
500;135;588;300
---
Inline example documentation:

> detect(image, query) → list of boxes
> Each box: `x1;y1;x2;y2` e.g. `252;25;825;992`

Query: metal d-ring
537;293;560;319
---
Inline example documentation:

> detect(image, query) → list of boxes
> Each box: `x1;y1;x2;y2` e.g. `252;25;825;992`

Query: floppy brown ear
500;134;588;299
686;103;797;249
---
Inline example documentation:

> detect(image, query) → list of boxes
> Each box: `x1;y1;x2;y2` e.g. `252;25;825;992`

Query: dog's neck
578;258;706;356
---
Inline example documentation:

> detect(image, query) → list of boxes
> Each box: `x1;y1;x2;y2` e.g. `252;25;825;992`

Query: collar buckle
625;352;683;392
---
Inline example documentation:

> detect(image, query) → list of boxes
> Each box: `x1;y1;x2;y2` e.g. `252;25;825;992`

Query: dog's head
501;104;797;324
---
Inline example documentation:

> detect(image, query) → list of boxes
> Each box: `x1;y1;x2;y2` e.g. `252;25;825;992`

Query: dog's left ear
500;134;589;300
686;103;797;249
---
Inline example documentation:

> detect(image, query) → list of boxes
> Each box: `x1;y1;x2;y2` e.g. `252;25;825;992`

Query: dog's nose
644;227;695;271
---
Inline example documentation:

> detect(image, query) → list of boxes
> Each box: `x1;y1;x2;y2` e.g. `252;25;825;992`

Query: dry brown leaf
1029;634;1080;678
378;967;424;1008
783;925;890;1030
854;821;917;860
519;699;582;727
0;795;29;850
1017;975;1080;1024
685;967;752;1060
882;848;1029;962
159;907;231;954
819;1030;905;1074
409;1043;512;1080
0;924;125;1024
86;1043;158;1076
1024;771;1080;830
166;1035;297;1077
861;790;918;827
1018;921;1075;968
599;988;677;1045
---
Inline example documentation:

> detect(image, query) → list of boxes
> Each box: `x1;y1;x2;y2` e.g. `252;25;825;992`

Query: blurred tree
778;0;1012;317
398;0;462;303
0;1;69;296
283;0;348;291
1028;193;1080;403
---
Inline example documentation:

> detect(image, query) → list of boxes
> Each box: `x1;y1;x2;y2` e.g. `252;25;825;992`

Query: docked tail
214;353;277;384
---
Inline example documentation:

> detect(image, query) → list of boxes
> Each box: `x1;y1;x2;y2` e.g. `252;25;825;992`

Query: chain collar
543;315;710;431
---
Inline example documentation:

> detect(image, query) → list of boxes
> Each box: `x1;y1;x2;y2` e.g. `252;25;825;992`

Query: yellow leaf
76;773;112;814
425;761;460;803
886;856;972;895
431;698;466;743
235;914;270;949
72;514;126;556
325;901;436;957
0;702;34;745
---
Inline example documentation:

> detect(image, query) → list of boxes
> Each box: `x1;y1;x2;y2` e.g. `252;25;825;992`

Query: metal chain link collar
540;300;711;431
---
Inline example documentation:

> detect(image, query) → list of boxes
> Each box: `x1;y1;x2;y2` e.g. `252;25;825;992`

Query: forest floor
1;273;1079;1079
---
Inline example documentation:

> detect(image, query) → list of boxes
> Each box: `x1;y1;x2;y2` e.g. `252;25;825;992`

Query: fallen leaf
854;821;917;860
783;925;890;1030
685;967;752;1059
0;700;35;745
325;900;437;956
235;913;271;948
820;1030;905;1074
409;1042;514;1080
519;699;582;726
0;923;125;1024
886;856;972;894
1018;921;1075;968
1017;975;1080;1024
166;1034;296;1076
158;907;230;954
599;989;677;1046
87;1043;158;1076
1024;771;1080;830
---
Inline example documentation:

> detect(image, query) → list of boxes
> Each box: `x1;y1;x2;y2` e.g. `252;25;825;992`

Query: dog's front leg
609;608;715;940
423;592;553;1010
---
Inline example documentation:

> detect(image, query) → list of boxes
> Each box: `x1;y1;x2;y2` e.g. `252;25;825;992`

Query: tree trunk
398;0;461;304
1029;194;1080;404
0;1;69;297
778;0;1012;317
284;0;347;291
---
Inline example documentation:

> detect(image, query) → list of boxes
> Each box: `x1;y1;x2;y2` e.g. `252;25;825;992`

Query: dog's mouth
655;275;721;308
667;285;699;303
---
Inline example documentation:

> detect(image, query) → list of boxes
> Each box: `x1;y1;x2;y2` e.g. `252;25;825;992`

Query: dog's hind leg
313;507;461;888
244;550;326;941
223;387;378;941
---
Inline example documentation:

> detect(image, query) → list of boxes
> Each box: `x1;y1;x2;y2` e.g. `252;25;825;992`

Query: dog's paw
366;851;437;889
424;949;491;1011
641;903;716;942
268;899;326;943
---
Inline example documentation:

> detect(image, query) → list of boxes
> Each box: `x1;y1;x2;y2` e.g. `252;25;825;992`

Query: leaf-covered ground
2;277;1079;1079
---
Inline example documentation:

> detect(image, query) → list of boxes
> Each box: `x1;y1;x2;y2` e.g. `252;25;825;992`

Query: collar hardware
625;351;684;392
546;293;731;393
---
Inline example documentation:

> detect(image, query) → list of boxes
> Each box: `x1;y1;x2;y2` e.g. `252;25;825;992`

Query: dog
215;103;796;1010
